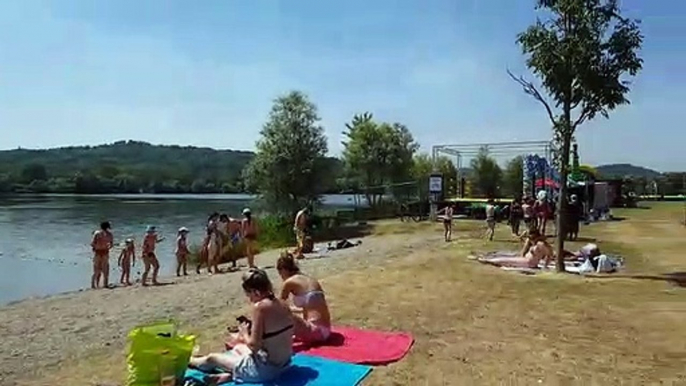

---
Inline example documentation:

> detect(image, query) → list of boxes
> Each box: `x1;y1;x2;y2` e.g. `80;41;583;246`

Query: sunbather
277;252;332;344
190;269;293;384
478;229;553;269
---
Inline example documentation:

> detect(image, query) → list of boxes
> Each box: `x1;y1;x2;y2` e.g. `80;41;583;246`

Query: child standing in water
176;227;190;276
118;238;136;286
142;225;164;286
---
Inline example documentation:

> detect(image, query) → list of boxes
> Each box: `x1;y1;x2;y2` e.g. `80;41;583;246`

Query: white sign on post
429;175;443;194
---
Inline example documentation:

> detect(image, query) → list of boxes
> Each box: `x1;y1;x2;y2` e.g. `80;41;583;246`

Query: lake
0;194;361;305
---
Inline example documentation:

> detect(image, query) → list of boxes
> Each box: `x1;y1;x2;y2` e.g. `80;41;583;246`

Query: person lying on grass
478;229;553;269
191;268;293;384
277;252;332;344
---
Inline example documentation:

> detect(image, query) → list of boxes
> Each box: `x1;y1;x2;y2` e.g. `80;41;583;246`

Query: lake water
0;194;360;305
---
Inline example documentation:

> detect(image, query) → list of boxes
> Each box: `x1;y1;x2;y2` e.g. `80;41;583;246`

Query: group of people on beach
89;205;314;290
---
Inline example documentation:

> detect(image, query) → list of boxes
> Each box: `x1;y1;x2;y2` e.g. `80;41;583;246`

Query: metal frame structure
431;140;557;198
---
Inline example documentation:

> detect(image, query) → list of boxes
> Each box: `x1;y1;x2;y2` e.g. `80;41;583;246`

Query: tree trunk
555;129;573;273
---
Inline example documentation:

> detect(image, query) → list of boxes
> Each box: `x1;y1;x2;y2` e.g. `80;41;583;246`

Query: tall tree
243;91;329;214
342;113;418;207
470;147;503;198
503;156;524;198
509;0;643;271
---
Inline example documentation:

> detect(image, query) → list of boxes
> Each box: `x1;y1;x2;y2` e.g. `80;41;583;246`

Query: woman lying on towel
277;252;332;344
479;229;553;269
190;268;293;384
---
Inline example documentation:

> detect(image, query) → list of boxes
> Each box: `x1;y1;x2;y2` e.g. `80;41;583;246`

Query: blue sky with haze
0;0;683;171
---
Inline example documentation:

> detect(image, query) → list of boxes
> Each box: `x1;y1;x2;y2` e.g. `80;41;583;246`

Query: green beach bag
127;321;196;386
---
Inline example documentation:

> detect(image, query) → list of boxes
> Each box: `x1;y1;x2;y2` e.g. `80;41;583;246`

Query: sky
0;1;684;171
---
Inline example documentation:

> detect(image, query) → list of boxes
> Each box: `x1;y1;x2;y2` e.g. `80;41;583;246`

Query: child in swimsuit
176;227;189;277
485;199;497;241
118;238;136;286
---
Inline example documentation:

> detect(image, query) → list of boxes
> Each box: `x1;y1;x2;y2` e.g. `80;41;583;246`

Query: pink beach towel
293;326;414;365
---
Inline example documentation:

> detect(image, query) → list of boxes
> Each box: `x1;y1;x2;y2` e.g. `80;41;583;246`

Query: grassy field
25;202;686;385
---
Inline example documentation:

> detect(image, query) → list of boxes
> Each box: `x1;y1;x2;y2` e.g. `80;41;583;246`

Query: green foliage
469;147;503;198
512;0;643;270
503;156;524;198
243;91;330;215
411;153;458;199
342;112;418;207
0;141;254;194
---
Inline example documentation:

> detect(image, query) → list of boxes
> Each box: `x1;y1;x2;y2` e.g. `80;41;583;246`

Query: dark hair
528;229;543;239
276;252;300;274
219;213;229;222
100;221;111;230
241;268;273;294
208;212;219;222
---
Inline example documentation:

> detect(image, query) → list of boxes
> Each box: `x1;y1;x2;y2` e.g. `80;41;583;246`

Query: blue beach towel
184;353;372;386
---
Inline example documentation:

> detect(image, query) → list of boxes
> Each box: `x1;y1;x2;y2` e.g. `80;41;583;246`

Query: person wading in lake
293;207;309;259
141;225;164;286
90;221;113;289
241;208;258;268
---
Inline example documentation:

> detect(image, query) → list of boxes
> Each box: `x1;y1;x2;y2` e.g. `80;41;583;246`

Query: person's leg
176;253;182;277
479;256;531;268
102;256;110;288
182;253;188;276
247;239;256;268
488;221;495;241
141;256;151;286
151;255;160;285
123;262;131;285
447;221;452;241
91;254;99;289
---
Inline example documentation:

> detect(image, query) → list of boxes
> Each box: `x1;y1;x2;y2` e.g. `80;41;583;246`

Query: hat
178;227;189;233
570;194;578;201
125;238;134;244
242;208;251;215
146;225;157;233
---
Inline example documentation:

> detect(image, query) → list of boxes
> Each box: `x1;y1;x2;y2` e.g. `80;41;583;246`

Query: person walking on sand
141;225;164;286
176;227;190;276
437;204;455;242
485;199;497;241
241;208;258;268
293;207;309;259
90;221;113;289
118;238;136;286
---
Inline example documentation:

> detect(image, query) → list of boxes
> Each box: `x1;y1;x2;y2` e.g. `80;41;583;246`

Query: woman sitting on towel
190;268;293;384
479;229;553;269
277;252;332;344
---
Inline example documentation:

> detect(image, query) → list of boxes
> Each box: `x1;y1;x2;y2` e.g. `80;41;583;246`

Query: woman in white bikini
478;229;553;269
437;204;455;242
191;269;293;384
277;252;332;344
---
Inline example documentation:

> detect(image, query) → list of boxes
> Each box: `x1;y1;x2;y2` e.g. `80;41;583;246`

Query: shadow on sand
588;271;686;288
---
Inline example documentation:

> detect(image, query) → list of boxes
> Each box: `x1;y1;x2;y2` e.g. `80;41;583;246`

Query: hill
595;163;662;179
0;141;342;194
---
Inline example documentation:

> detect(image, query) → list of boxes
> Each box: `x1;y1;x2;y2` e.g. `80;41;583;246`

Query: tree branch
572;106;592;129
507;69;557;126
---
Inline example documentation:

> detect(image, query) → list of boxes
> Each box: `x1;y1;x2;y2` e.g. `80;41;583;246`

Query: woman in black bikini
190;268;293;383
242;208;259;268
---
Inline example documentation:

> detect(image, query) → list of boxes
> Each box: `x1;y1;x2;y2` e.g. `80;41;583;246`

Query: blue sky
0;1;683;171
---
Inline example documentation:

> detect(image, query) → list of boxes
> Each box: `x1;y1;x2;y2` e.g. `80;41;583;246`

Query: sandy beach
0;228;442;385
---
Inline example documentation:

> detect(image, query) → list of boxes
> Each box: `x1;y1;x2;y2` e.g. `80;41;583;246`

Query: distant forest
0;141;682;196
0;141;343;194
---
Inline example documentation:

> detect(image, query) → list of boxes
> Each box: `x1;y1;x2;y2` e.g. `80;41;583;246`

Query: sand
0;230;441;385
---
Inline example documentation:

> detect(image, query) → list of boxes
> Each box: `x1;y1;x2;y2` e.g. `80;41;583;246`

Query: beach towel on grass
294;326;413;365
184;354;371;386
